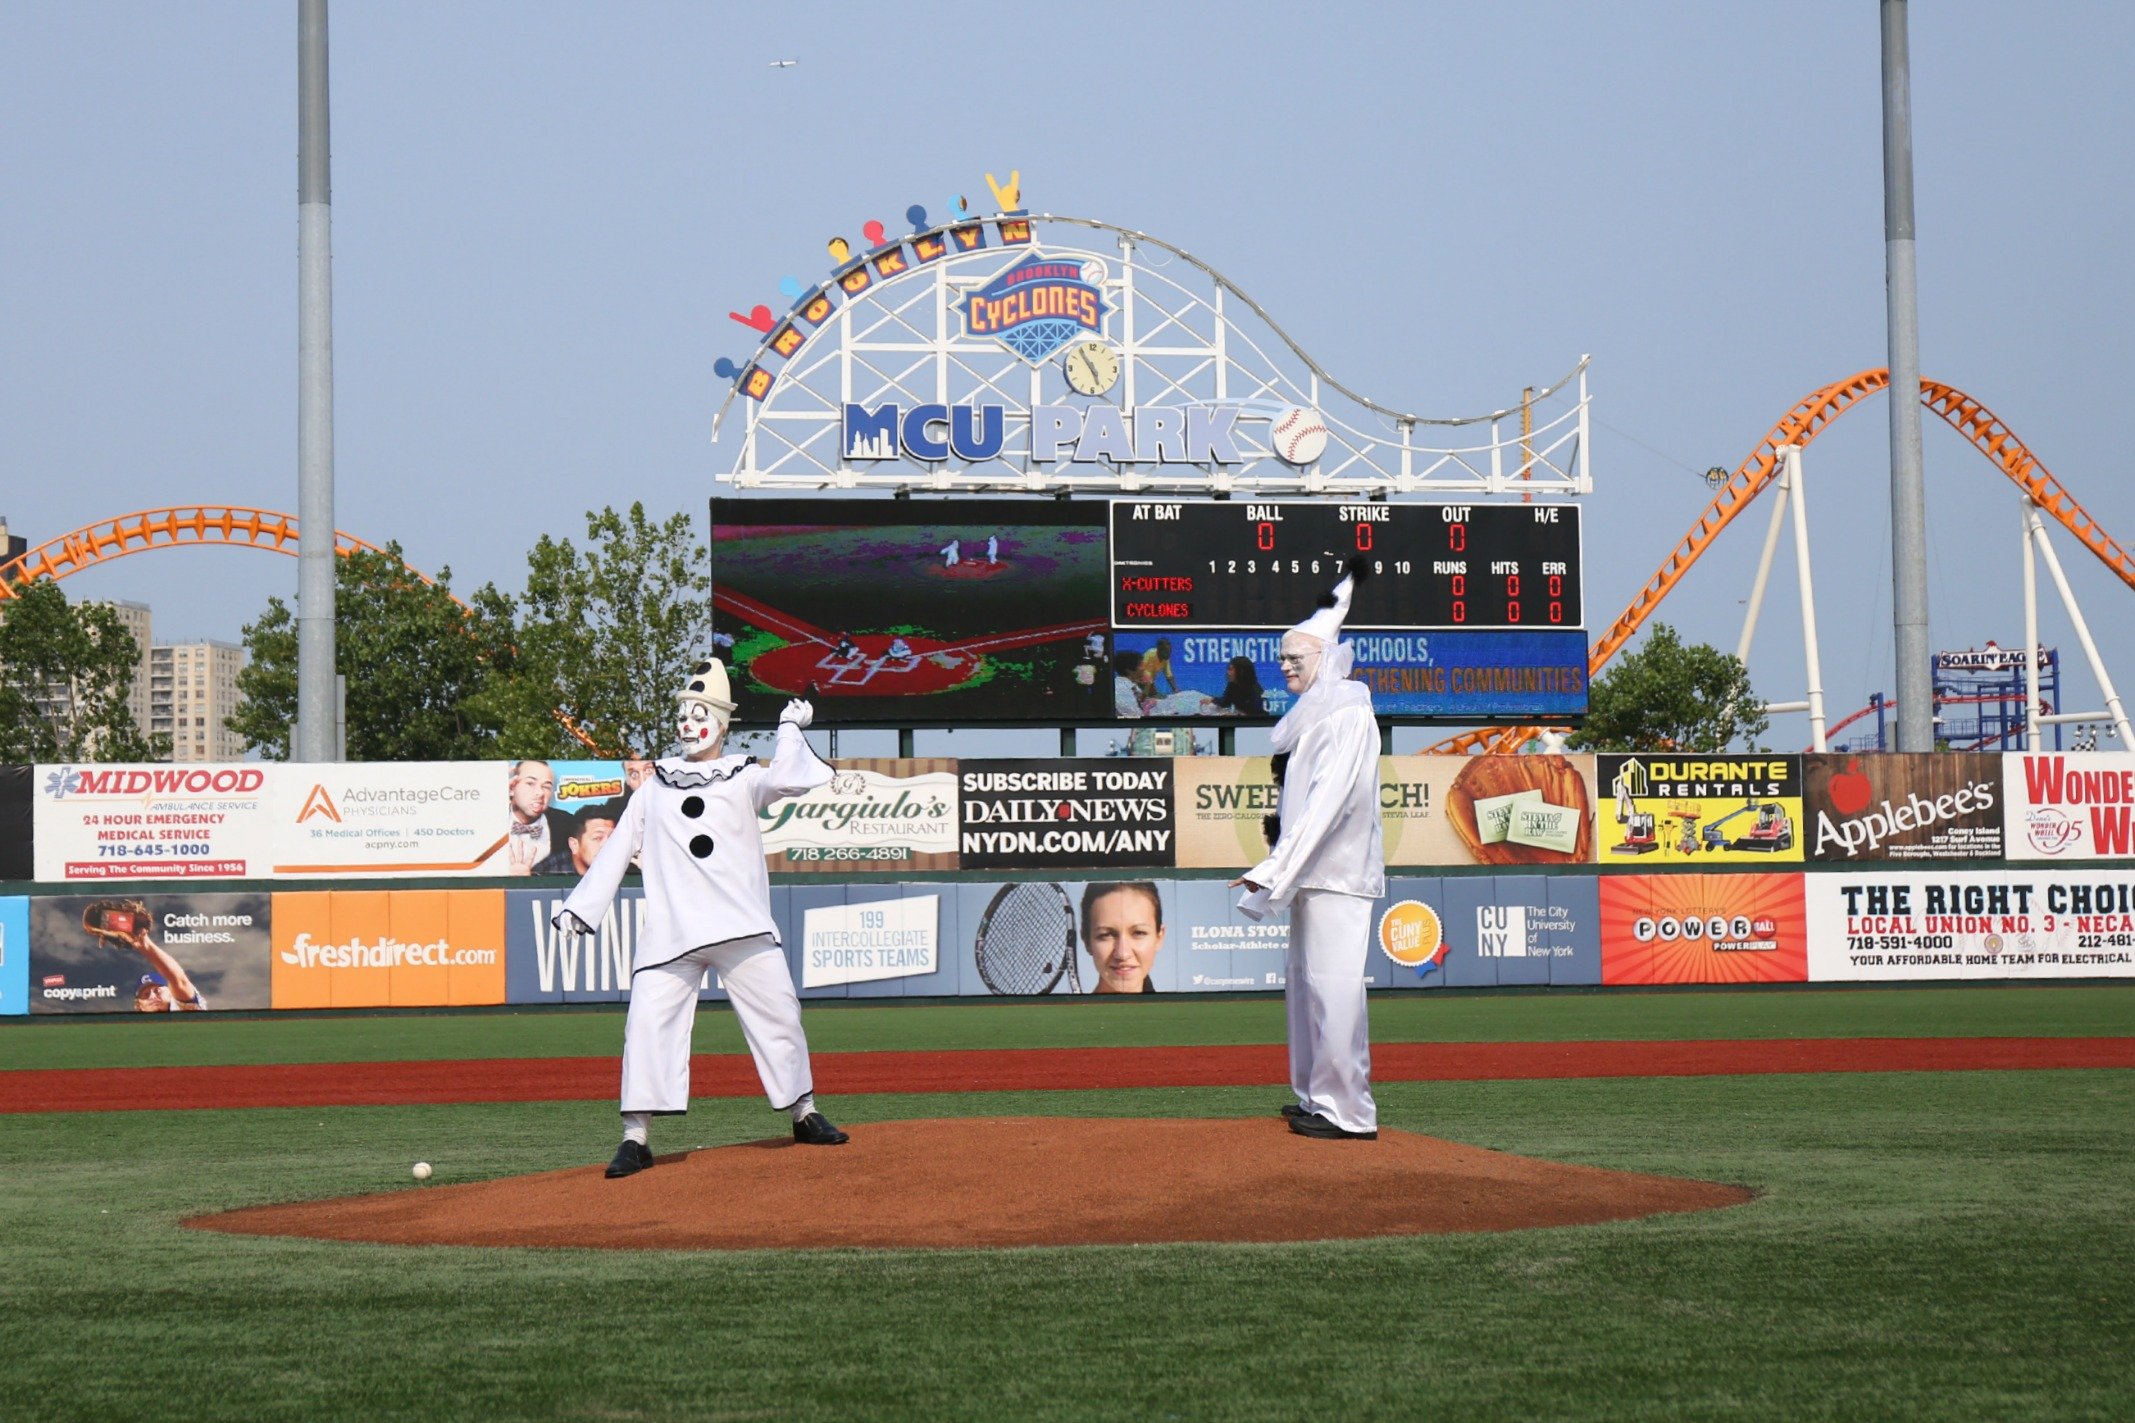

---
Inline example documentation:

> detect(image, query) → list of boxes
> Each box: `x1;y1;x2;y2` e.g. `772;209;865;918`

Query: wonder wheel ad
2001;752;2135;862
1596;754;1805;865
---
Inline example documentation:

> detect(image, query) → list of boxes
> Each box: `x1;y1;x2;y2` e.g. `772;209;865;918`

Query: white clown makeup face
677;699;727;759
1277;632;1324;695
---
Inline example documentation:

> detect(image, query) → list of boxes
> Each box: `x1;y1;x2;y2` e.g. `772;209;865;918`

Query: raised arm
755;701;835;809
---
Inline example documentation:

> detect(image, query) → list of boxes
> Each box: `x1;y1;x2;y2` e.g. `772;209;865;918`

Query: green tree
230;544;510;760
1569;622;1768;753
471;503;711;757
0;578;169;761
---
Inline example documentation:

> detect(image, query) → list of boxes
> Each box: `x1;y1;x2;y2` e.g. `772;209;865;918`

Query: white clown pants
619;934;814;1116
1285;889;1377;1134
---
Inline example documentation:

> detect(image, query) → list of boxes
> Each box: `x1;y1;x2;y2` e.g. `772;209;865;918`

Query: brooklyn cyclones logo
959;256;1108;363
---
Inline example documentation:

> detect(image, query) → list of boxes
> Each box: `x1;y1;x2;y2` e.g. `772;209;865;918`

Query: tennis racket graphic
973;882;1080;995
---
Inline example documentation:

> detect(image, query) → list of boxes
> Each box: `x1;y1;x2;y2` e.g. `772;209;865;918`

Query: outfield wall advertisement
32;762;508;882
1804;869;2135;981
269;890;505;1009
956;760;1175;870
9;751;2135;881
27;892;273;1013
2001;753;2135;861
1803;753;2004;862
0;895;27;1016
1596;754;1804;864
1598;873;1809;985
1173;755;1597;870
762;759;959;873
9;866;2132;1009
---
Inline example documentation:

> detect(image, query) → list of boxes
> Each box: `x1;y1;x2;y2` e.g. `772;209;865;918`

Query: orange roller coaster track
1430;369;2135;754
0;505;614;754
0;506;411;598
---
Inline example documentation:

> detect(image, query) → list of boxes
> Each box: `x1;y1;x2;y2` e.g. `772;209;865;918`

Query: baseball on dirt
1270;406;1329;465
412;1161;432;1182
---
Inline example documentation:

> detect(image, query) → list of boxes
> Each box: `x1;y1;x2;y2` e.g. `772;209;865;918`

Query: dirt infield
9;1036;2133;1114
187;1116;1756;1250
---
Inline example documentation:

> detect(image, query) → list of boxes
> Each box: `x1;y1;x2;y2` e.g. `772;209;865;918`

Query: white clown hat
1286;556;1372;645
677;655;737;718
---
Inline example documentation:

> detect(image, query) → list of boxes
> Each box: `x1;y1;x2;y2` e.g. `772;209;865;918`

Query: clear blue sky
5;2;2132;756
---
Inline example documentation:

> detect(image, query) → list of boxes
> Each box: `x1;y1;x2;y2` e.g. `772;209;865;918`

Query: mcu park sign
842;401;1245;466
710;196;1592;497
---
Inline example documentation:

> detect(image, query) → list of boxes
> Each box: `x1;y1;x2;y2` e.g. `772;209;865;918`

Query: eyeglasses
1276;651;1319;669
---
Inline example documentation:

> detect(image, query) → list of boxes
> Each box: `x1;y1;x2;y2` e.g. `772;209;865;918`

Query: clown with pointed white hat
1231;558;1387;1140
554;655;849;1177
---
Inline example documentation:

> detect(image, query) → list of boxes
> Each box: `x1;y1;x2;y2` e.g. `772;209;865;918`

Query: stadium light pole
295;0;338;761
1882;0;1934;750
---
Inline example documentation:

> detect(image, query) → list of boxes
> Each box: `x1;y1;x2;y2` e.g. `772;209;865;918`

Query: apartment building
150;639;248;762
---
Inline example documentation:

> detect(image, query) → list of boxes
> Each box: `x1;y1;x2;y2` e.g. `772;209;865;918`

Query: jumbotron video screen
710;499;1111;726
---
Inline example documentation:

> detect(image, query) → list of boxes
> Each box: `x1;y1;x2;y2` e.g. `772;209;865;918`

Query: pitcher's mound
189;1117;1752;1250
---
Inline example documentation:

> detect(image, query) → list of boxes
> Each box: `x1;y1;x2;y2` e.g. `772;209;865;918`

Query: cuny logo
959;257;1108;362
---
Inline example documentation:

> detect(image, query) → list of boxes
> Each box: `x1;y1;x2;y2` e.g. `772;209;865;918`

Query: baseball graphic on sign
1270;406;1329;465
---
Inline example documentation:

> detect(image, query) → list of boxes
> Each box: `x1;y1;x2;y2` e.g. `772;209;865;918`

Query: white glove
779;699;814;729
551;911;593;938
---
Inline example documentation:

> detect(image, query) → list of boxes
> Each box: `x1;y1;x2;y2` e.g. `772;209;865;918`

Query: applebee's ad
1805;869;2135;981
1804;753;2003;861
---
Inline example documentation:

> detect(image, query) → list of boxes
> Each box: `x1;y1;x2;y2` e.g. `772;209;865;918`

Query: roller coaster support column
2024;498;2041;749
1735;452;1793;665
1883;0;1934;750
295;0;339;762
2025;503;2133;747
1785;446;1829;752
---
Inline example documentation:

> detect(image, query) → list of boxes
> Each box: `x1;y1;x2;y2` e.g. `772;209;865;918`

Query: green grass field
3;986;2131;1421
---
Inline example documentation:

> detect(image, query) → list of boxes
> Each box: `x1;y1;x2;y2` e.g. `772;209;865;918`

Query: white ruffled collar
654;754;751;789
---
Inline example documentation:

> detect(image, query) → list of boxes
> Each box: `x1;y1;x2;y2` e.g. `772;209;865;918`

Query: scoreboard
710;494;1590;726
1109;499;1584;631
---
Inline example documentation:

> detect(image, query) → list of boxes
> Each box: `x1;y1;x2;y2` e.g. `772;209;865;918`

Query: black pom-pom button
681;795;705;818
688;834;714;859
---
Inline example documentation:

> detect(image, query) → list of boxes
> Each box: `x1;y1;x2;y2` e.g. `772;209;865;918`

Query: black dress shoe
605;1140;654;1178
792;1111;850;1145
1280;1103;1308;1120
1288;1111;1377;1141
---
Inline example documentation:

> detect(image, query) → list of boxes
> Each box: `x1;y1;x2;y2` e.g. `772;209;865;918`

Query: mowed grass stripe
3;984;2133;1072
0;1070;2127;1422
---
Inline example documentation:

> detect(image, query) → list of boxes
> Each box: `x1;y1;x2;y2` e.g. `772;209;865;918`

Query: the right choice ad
1804;868;2135;981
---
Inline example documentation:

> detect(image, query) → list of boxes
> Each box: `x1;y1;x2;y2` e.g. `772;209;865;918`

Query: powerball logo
959;257;1107;363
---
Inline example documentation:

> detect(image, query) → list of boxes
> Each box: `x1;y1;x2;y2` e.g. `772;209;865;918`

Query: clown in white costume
553;656;849;1178
1232;560;1386;1139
